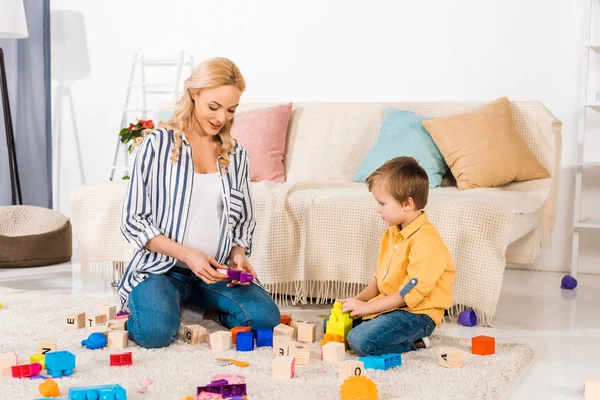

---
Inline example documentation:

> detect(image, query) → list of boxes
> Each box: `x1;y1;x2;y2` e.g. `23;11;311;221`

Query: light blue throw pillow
351;109;448;188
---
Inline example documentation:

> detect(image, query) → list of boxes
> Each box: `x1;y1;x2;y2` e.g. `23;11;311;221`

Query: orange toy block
471;335;495;355
39;377;60;397
280;314;292;326
230;326;251;345
321;333;343;346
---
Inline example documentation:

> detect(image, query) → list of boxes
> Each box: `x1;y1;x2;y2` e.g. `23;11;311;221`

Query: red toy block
230;326;252;345
11;362;42;378
110;352;133;366
471;335;495;355
280;315;292;326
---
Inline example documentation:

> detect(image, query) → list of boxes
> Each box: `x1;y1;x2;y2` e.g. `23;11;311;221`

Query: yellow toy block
325;301;353;343
30;353;45;369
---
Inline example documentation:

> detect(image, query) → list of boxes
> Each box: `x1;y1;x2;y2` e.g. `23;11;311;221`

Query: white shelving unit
572;0;600;277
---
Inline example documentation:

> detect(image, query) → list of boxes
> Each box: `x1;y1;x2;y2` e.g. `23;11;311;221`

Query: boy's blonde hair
365;156;429;209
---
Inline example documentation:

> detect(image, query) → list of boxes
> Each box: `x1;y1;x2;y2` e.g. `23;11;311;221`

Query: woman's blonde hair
158;57;246;171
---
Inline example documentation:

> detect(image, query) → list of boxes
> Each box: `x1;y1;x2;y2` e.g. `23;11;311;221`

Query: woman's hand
228;254;257;287
341;298;371;319
183;248;228;285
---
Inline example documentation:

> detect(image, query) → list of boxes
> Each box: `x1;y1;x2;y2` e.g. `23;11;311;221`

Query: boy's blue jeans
127;267;280;348
324;310;436;356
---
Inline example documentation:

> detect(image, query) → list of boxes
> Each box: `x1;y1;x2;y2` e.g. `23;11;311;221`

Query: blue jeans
127;267;281;348
324;310;436;356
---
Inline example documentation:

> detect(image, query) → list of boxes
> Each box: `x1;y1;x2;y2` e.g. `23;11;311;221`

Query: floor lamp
0;0;29;205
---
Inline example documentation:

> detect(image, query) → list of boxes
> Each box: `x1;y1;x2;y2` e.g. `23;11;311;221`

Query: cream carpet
0;286;533;400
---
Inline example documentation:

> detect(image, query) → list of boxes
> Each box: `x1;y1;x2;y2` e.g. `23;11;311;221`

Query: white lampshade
0;0;29;39
51;10;90;81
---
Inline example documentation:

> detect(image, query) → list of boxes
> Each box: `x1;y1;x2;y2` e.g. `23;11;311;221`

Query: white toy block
272;356;295;379
438;348;464;368
65;312;86;329
291;345;310;366
209;331;232;351
98;305;117;320
108;330;129;349
296;322;316;343
274;323;295;338
339;360;364;382
322;341;345;364
108;319;127;331
585;381;600;400
183;324;207;345
38;338;56;355
0;353;17;376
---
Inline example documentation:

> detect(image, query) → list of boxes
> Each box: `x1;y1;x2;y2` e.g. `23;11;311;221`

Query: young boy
340;156;455;356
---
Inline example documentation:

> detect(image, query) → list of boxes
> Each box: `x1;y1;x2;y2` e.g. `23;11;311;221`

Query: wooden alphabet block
273;335;293;355
0;352;17;376
38;339;56;355
87;314;108;328
90;325;112;336
339;360;364;382
183;324;207;345
322;341;345;364
272;356;295;379
65;312;86;329
296;322;316;343
438;348;464;368
471;335;495;355
107;330;129;349
108;319;127;331
274;323;295;338
209;331;232;351
291;345;310;366
97;305;117;320
585;381;600;400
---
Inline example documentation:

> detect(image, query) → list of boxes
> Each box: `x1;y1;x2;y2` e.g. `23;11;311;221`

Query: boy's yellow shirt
363;211;455;327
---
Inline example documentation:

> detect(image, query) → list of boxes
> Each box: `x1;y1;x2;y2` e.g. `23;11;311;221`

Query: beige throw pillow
422;97;550;190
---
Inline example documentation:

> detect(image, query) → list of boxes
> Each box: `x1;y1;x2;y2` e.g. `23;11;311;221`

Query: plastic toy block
30;353;45;369
272;356;295;379
68;384;126;400
280;314;292;326
339;360;364;383
183;324;207;344
230;326;251;345
82;332;107;349
359;354;402;370
65;312;86;329
139;377;153;393
273;323;294;338
108;318;127;331
108;330;129;349
585;381;600;400
39;378;60;397
98;305;117;320
180;397;194;400
211;373;245;384
296;322;316;343
0;352;17;376
471;335;495;355
114;311;130;320
239;272;253;283
45;351;76;378
322;342;345;364
216;269;252;283
11;362;42;378
256;328;273;347
38;338;57;355
210;331;233;351
326;301;353;343
110;352;133;367
321;332;343;346
235;331;254;352
340;376;378;400
197;379;247;397
291;345;310;366
196;393;222;400
438;348;464;368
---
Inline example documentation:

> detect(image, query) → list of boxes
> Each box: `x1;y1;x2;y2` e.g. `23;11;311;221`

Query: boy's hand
228;254;256;287
341;298;371;319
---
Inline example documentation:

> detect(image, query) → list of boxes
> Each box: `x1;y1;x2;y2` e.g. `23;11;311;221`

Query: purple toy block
197;379;247;397
239;272;253;283
227;270;241;281
236;331;254;352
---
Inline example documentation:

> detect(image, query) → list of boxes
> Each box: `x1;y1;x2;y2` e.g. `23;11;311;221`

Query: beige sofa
71;101;561;326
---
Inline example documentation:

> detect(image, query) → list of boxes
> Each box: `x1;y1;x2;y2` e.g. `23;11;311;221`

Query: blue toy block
69;384;127;400
45;351;76;378
359;353;402;370
256;328;273;347
81;332;107;349
236;331;254;352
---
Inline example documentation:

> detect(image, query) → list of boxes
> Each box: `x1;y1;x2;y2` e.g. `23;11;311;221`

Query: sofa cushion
422;97;550;190
351;109;448;187
231;103;292;183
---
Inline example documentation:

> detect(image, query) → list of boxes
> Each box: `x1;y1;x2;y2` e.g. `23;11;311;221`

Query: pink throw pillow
231;103;292;183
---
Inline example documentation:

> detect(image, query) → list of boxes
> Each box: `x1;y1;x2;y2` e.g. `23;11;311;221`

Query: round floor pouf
0;205;72;267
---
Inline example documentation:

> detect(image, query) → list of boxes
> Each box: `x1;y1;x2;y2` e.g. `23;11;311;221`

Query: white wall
50;0;600;274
